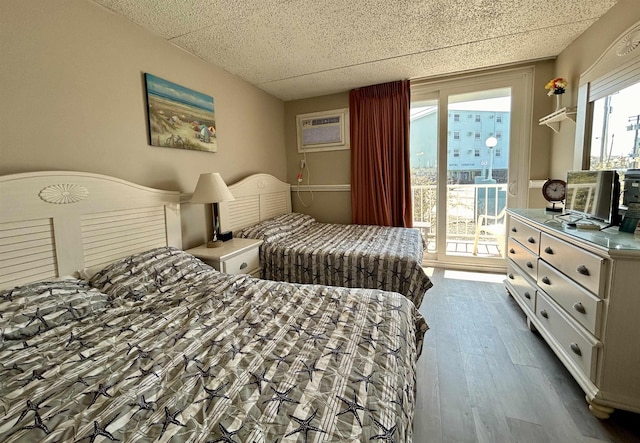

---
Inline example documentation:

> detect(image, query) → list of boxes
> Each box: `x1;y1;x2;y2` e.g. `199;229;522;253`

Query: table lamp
190;172;235;248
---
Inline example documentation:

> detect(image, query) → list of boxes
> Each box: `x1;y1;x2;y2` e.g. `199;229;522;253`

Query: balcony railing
412;182;508;256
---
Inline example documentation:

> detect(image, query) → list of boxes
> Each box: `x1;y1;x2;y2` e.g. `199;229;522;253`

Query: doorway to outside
410;69;532;271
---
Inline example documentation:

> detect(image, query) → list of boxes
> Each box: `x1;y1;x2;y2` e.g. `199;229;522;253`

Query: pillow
235;212;315;241
76;265;104;281
270;212;316;230
89;246;215;300
0;279;110;340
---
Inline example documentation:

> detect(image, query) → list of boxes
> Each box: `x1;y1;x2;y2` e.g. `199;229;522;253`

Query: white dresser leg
586;396;614;419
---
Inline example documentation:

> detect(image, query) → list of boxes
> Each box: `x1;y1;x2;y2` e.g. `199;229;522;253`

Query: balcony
412;182;507;258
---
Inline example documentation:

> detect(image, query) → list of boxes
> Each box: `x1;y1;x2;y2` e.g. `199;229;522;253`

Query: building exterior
410;108;511;184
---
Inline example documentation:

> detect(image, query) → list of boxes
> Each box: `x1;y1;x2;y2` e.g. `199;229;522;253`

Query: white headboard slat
221;197;260;232
1;242;54;258
2;250;55;269
83;238;167;270
82;226;166;250
1;265;58;289
219;174;291;233
0;218;57;287
262;193;290;221
0;171;181;289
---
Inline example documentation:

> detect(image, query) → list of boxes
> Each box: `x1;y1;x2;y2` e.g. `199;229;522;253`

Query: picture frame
144;73;217;152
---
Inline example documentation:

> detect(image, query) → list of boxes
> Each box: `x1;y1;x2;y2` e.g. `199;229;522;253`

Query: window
496;114;503;123
589;83;640;170
496;131;502;139
453;131;460;140
495;148;502;157
410;65;533;262
454;114;460;122
475;114;481;122
474;132;481;140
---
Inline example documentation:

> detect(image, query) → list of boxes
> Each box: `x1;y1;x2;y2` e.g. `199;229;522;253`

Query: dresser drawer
539;233;606;297
507;237;538;280
506;261;536;314
537;260;603;337
508;217;541;255
222;248;260;275
536;290;600;381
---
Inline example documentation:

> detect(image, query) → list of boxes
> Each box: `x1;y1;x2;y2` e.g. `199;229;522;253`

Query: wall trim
291;184;351;192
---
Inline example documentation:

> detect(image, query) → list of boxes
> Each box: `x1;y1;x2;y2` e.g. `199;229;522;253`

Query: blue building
410;108;510;184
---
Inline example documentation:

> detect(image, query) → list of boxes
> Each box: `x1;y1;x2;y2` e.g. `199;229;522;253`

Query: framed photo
144;73;217;152
296;108;350;153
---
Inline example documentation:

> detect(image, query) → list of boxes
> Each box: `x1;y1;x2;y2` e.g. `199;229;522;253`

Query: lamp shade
190;173;235;204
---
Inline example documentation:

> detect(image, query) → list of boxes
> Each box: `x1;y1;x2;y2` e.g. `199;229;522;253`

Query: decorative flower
39;183;89;204
545;77;568;96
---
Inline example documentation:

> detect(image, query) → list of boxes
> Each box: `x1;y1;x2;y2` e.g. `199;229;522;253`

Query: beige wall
0;0;286;249
285;60;558;216
284;92;352;223
550;0;640;179
5;1;634;245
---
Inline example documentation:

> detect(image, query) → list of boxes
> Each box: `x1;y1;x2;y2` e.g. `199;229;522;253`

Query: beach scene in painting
145;73;217;152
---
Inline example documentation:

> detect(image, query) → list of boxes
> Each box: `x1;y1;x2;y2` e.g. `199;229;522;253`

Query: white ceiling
92;0;618;101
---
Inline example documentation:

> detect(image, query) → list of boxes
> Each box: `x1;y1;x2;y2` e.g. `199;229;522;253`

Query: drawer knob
541;276;551;285
527;237;536;244
577;265;590;276
544;246;554;254
573;302;586;314
526;261;534;269
540;309;549;319
240;262;248;270
511;227;518;232
570;343;582;356
509;248;515;254
524;291;531;299
508;273;514;280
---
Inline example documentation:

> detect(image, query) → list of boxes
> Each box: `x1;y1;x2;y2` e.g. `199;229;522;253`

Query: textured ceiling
92;0;618;101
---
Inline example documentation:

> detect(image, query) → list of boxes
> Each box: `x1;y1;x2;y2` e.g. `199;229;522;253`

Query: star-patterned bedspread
236;214;433;308
0;247;428;442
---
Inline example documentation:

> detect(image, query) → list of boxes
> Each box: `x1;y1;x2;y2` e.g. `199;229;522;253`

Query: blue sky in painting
145;73;214;112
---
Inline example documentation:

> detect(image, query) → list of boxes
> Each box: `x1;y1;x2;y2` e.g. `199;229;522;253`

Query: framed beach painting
144;73;217;152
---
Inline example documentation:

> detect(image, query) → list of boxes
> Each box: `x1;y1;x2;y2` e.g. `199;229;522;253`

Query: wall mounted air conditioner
296;108;350;153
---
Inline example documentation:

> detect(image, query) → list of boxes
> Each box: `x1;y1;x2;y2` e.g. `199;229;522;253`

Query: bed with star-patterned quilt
0;247;428;442
235;213;433;309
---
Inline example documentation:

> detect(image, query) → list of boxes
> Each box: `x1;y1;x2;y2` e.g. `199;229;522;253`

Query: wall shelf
539;107;577;133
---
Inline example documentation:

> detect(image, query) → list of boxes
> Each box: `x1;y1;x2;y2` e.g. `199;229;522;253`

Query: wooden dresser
505;209;640;419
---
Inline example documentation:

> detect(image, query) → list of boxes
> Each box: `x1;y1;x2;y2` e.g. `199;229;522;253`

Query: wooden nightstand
185;238;263;277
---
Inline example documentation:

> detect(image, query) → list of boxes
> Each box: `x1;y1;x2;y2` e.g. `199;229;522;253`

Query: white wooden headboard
0;171;181;289
219;173;291;233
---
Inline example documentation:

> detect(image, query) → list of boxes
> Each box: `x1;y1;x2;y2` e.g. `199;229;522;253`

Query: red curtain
350;80;413;227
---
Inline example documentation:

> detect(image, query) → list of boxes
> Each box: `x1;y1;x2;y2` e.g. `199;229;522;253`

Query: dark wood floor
414;268;640;443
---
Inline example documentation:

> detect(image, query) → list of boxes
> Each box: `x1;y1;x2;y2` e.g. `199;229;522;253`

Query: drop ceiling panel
92;0;618;100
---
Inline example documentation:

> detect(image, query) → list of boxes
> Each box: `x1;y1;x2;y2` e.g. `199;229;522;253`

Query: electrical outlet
300;160;306;169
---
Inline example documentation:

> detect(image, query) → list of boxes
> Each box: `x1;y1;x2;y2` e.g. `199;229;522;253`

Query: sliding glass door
411;69;532;271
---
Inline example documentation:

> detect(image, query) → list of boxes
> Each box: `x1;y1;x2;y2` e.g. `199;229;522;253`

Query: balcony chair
472;207;506;257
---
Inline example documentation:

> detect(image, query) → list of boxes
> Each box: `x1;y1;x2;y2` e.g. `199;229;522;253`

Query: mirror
574;20;640;171
589;82;640;170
